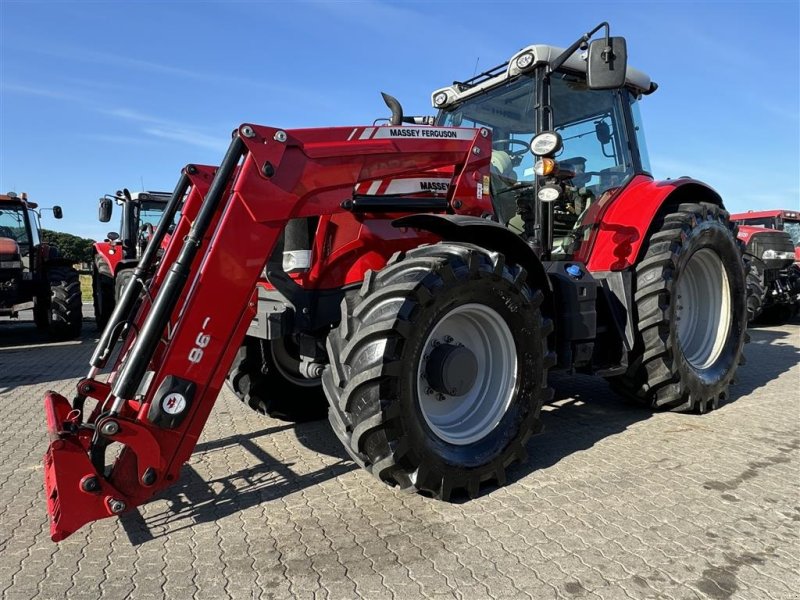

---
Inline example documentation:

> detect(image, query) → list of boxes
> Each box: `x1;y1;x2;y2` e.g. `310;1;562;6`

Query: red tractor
732;209;800;321
42;23;748;542
1;192;82;338
92;190;173;328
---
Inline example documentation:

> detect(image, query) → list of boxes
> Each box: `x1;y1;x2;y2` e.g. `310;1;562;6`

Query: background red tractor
42;23;749;542
0;192;82;338
92;189;173;328
733;209;800;321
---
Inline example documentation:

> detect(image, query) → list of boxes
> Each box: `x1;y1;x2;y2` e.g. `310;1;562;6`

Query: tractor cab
93;190;175;329
432;29;655;259
99;190;174;261
0;192;43;274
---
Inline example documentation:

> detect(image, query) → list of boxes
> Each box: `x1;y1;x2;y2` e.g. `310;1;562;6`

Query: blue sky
1;0;798;240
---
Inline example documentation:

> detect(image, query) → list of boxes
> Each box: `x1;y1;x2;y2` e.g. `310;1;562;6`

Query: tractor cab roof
0;192;38;210
432;44;653;110
115;191;171;205
731;209;800;221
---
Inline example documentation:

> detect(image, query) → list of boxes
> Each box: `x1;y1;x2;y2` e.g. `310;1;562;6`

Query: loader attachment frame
43;123;491;541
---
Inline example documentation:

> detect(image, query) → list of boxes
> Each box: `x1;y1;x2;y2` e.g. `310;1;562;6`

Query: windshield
783;220;800;246
139;200;171;231
436;75;537;225
0;206;31;255
437;75;538;182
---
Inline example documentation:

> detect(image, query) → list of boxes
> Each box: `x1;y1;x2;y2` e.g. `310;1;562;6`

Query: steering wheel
492;139;530;158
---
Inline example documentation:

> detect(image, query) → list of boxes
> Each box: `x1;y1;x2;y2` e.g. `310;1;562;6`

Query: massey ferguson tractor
42;23;748;542
92;190;173;328
0;192;82;339
733;209;800;322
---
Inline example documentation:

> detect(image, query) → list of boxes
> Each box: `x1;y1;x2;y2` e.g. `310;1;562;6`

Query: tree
41;229;95;263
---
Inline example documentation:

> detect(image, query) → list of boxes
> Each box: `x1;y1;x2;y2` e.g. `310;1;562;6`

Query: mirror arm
548;21;610;74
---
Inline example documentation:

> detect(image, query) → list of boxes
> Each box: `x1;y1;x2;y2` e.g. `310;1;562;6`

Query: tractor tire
114;268;135;301
46;265;83;339
92;259;115;330
323;242;554;500
611;202;747;413
226;335;328;422
743;256;765;322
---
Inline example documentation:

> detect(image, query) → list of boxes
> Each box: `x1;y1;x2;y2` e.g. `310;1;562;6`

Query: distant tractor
92;190;173;328
0;192;82;338
733;209;800;321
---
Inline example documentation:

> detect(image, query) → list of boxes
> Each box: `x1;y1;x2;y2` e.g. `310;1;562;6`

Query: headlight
515;52;535;71
762;249;796;260
530;131;563;157
433;92;448;107
537;185;561;203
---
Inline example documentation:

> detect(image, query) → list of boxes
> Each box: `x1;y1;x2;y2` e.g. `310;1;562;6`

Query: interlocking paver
1;314;799;599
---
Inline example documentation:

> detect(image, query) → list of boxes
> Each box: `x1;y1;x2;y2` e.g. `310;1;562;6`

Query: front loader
42;23;747;542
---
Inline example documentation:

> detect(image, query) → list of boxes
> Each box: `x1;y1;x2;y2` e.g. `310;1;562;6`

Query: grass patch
79;274;92;302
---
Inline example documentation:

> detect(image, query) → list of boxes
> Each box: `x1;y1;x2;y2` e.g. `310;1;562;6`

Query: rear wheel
611;202;747;413
323;242;554;499
46;265;83;339
226;335;328;422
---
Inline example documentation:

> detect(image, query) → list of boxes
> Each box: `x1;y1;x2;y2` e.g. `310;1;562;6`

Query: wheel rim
417;303;517;445
675;248;732;370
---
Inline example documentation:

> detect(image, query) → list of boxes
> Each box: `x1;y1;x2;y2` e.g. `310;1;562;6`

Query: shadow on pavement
121;318;800;538
732;320;800;401
527;373;653;468
122;423;356;544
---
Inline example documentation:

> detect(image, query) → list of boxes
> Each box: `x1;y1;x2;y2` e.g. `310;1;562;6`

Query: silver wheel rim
675;248;732;370
417;303;517;445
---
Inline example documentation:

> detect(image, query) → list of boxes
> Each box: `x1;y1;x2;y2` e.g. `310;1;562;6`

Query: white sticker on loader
162;393;187;415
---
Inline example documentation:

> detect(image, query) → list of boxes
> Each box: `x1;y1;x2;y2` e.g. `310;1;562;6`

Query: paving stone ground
1;310;798;600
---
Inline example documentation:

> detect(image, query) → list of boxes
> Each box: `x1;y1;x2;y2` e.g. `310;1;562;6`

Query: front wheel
226;336;328;422
743;256;765;322
323;242;554;500
92;260;115;330
611;202;747;413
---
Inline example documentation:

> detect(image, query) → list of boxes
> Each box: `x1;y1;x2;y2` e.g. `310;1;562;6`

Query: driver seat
490;150;519;227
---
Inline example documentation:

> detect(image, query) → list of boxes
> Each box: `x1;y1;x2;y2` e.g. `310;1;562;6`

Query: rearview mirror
587;37;627;90
99;198;113;223
52;206;63;219
595;122;611;145
107;231;120;242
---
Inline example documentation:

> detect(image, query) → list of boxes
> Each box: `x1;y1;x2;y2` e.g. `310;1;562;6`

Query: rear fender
579;175;723;272
393;214;553;314
94;241;121;274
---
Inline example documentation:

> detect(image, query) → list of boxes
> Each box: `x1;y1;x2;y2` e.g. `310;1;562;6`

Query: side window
28;210;41;246
550;74;634;197
628;93;651;174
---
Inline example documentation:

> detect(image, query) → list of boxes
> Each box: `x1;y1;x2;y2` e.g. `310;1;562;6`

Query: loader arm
43;123;491;541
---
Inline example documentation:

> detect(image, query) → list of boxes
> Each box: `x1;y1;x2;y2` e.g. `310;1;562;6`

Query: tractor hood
0;236;20;257
738;226;796;270
0;237;22;270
